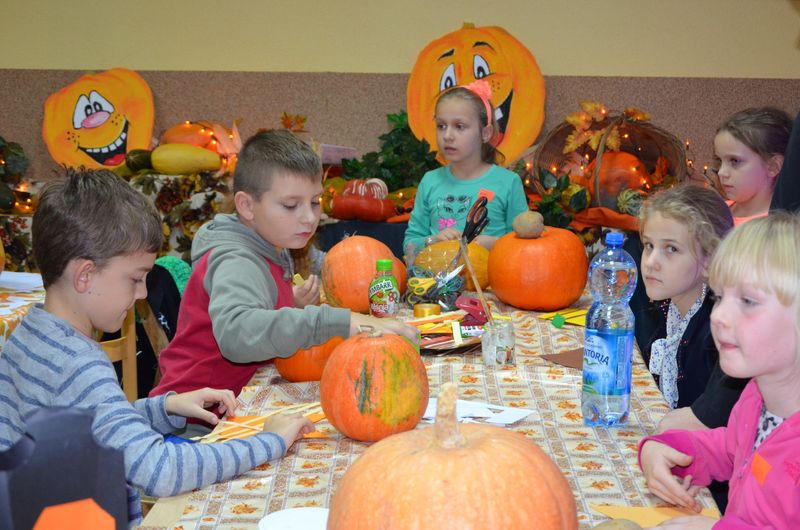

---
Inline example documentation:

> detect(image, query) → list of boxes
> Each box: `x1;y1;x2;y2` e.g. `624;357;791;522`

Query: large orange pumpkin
407;23;545;164
42;67;154;168
320;330;429;442
273;336;345;382
321;235;406;313
327;383;578;530
489;215;588;311
413;240;489;290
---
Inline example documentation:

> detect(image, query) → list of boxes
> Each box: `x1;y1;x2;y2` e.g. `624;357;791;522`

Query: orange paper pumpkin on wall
407;23;545;164
42;67;154;168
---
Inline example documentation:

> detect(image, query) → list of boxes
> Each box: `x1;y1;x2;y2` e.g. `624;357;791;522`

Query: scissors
408;277;437;296
442;197;490;274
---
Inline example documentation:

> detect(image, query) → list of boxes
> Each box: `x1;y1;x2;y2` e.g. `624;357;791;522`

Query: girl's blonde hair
709;213;800;320
639;184;733;260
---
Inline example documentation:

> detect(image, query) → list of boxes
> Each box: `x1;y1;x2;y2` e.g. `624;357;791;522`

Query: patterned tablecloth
0;272;44;350
139;294;717;529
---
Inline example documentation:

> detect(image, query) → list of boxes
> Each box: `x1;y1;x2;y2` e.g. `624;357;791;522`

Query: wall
1;0;799;180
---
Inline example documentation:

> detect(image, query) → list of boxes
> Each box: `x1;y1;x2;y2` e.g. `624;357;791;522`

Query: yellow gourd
150;143;221;175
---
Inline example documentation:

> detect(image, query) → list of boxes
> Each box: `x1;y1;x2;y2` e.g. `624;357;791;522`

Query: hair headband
464;79;493;127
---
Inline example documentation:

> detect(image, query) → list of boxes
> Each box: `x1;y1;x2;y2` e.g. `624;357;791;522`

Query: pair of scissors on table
408;264;465;297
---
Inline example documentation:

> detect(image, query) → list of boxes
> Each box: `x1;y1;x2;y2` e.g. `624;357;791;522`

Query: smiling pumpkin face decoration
407;24;545;164
42;67;154;168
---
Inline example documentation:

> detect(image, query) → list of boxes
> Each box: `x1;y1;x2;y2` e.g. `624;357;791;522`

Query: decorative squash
320;330;429;442
274;336;345;382
327;383;578;529
585;151;646;210
42;67;154;168
489;212;588;311
150;143;221;175
407;23;546;165
321;235;406;313
343;178;389;199
413;240;489;290
330;194;397;222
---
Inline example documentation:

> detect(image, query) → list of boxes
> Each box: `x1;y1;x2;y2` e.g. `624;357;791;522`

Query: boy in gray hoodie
151;130;418;402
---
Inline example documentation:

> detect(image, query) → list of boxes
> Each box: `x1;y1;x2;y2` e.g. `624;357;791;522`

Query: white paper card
423;398;535;426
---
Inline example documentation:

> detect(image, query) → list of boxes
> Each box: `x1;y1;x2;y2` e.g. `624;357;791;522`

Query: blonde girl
638;185;745;434
639;213;800;529
403;79;528;259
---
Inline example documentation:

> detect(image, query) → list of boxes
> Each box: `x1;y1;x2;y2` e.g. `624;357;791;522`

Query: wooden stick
458;238;494;327
218;420;262;432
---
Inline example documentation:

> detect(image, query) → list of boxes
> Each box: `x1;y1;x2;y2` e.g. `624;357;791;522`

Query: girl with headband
403;79;528;261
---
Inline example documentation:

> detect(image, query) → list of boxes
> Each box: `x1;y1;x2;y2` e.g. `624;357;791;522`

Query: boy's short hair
233;130;322;198
33;168;162;287
710;213;800;325
639;184;734;261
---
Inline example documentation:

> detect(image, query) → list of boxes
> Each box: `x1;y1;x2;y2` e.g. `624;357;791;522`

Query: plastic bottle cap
376;259;393;271
605;232;624;246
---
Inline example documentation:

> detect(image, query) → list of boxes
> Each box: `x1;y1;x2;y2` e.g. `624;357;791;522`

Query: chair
0;407;128;529
99;307;137;402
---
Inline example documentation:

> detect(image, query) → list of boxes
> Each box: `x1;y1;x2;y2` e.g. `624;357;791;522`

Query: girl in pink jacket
638;213;800;530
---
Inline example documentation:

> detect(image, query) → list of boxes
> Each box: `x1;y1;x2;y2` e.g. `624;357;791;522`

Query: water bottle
582;231;638;426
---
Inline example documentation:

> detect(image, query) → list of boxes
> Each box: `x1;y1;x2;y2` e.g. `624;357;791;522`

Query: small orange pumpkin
321;236;406;313
489;212;588;310
585;151;647;210
327;383;578;530
320;330;429;442
413;240;489;290
273;336;345;382
407;23;546;164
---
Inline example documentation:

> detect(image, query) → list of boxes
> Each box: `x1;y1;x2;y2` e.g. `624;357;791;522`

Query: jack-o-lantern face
407;24;545;164
42;67;154;168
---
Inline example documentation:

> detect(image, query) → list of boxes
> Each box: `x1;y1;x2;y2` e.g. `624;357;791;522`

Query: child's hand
165;387;238;425
350;313;421;345
472;234;498;250
263;413;315;449
653;515;716;529
640;441;702;512
293;274;320;307
430;228;462;243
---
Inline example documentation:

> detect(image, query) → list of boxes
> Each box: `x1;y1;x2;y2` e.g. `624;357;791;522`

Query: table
0;272;44;349
139;294;717;529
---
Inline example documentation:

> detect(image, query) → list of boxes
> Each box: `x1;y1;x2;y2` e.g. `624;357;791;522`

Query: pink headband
464;79;493;127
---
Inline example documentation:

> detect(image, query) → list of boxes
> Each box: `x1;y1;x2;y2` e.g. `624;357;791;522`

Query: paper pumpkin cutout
407;23;545;164
33;498;115;530
42;67;154;168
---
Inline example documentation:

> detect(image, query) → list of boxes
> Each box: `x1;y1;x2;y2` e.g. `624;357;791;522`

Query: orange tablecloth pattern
0;273;45;350
139;295;716;529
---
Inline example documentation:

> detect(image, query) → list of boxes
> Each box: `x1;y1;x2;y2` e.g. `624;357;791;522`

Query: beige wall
3;0;799;78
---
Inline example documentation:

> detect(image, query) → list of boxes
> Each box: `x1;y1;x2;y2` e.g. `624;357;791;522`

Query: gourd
273;337;345;382
585;152;646;210
330;178;396;222
150;143;221;175
320;330;428;442
407;23;545;164
321;235;406;313
413;240;489;290
327;383;578;529
489;211;588;311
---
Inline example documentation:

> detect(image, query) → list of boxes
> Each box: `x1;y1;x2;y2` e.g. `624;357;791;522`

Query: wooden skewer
193;402;324;442
458;237;494;327
217;420;262;432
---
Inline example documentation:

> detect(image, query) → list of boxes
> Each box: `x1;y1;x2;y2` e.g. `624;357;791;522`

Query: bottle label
582;328;633;396
369;277;399;317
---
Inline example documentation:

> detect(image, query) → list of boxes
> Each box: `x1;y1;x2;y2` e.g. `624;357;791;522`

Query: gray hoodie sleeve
204;245;351;363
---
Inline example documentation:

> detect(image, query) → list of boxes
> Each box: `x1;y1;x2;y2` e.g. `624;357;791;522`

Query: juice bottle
368;259;400;317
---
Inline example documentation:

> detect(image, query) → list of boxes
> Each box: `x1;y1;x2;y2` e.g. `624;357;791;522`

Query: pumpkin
42;67;154;168
321;235;406;313
327;383;578;529
407;23;546;164
274;336;345;382
585;152;647;210
320;330;429;442
413;240;489;290
330;194;397;222
343;178;389;199
489;212;588;311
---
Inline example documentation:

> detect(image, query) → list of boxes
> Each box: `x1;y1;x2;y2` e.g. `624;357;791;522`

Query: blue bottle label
582;328;633;396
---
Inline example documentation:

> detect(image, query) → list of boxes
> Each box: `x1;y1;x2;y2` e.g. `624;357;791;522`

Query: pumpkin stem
434;383;467;449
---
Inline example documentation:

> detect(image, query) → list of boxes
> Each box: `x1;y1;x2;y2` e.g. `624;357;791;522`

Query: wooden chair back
98;307;137;402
